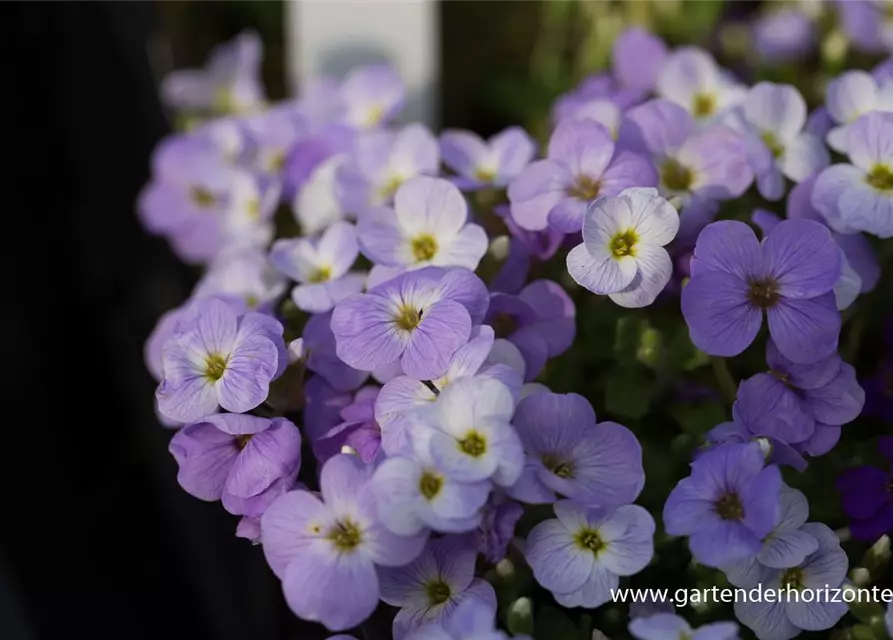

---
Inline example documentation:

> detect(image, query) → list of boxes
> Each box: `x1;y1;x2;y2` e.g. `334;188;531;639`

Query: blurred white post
286;0;440;128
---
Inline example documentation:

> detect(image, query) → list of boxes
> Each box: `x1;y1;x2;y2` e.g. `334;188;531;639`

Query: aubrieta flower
681;219;842;364
507;119;656;233
663;442;781;568
169;413;301;517
722;485;819;585
403;598;509;640
823;70;893;152
484;279;575;381
302;375;355;444
733;523;848;640
336;123;440;215
160;30;264;115
508;391;645;508
630;613;739;640
472;497;524;563
331;266;488;380
655;47;745;123
242;106;305;178
703;422;807;473
551;73;640;133
268;221;366;313
752;7;816;63
812;111;893;238
409;377;524;487
618;99;753;209
733;340;864;448
302;310;369;392
156;299;284;423
838;0;893;55
525;500;655;608
313;386;382;464
338;64;405;130
379;535;497;639
836;436;893;541
611;27;668;96
376;325;523;456
193;248;288;313
566;187;679;308
293;152;348;236
736;83;829;201
358;176;489;274
440;127;536;191
260;454;427;631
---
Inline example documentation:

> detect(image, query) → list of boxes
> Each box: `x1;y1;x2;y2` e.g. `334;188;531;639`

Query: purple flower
170;413;301;517
551;73;640;132
312;386;382;464
733;340;864;447
160;31;265;114
376;325;523;456
611;27;668;95
752;8;816;62
336;124;439;215
493;204;564;261
440;127;536;190
358;176;488;272
838;0;893;55
404;598;509;640
293;153;348;236
836;437;893;541
484;280;575;381
156;299;284;423
269;221;366;313
282;123;354;204
736;83;829;201
242;105;306;179
630;613;738;640
703;422;807;473
338;64;404;130
681;219;842;363
508;391;644;508
193;249;288;313
379;536;497;639
823;70;893;152
260;454;427;631
812;111;893;237
331;267;488;380
722;485;819;583
733;523;848;640
619;99;753;208
302;375;354;443
655;47;745;123
236;516;262;543
409;377;523;487
472;497;523;563
507;119;656;233
302;310;369;392
663;442;781;568
525;501;655;608
567;188;679;308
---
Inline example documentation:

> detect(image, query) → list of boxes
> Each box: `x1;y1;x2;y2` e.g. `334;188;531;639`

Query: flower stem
711;357;737;405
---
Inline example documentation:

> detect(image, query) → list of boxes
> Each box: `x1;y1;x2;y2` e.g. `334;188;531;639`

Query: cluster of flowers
141;18;893;640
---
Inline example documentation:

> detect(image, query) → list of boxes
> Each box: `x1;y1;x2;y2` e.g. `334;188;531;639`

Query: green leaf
534;606;578;640
666;327;710;371
670;402;727;437
605;366;655;419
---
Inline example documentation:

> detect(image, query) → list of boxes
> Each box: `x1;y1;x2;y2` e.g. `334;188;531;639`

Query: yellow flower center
541;454;575;478
458;431;487;457
419;470;443;500
204;354;228;381
247;199;261;220
661;159;694;192
866;164;893;191
715;492;745;520
475;166;497;182
411;234;439;262
567;175;600;200
379;175;404;200
747;277;781;309
191;186;217;208
781;567;805;591
425;579;452;605
235;434;253;450
268;151;286;173
308;266;332;283
761;131;784;159
691;92;717;118
327;519;362;552
365;104;385;128
610;229;638;258
394;305;422;332
574;528;606;554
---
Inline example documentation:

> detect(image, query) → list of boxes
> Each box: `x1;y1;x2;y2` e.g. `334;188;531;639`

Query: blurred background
3;1;879;639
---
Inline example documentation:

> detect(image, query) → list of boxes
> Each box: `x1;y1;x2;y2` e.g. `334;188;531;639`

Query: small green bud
506;597;533;636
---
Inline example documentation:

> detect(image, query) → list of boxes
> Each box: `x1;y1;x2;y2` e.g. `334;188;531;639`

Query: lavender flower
160;31;264;114
723;485;819;584
630;613;739;640
681;219;842;364
839;2;893;56
169;413;301;517
508;391;644;508
302;310;369;392
440;127;536;190
339;64;405;130
242;106;305;177
566;188;679;308
736;83;829;201
358;176;489;272
379;535;497;639
836;437;893;541
752;8;816;62
812;111;893;237
655;47;745;123
733;340;864;446
313;386;382;464
704;422;807;473
525;501;655;608
282;123;354;201
293;153;348;236
269;221;366;313
260;454;427;631
484;280;575;381
156;299;284;423
404;598;509;640
302;375;354;444
663;442;781;567
823;70;893;152
331;267;488;380
409;377;523;487
193;248;288;313
336;123;439;215
472;498;523;563
733;523;848;640
611;27;668;95
507;119;656;233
